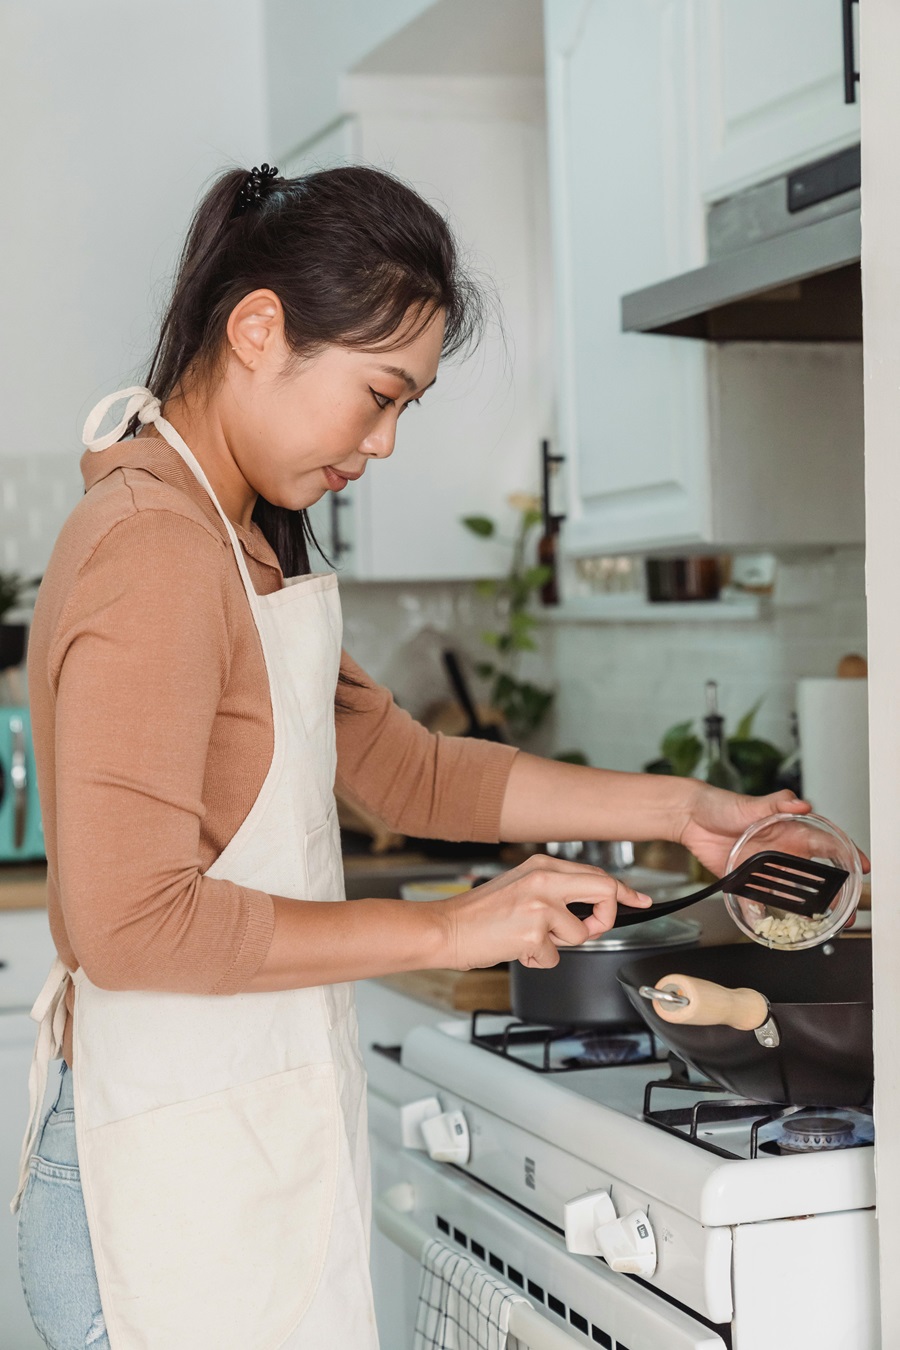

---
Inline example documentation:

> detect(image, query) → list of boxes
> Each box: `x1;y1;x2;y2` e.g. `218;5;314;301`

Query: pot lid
566;916;702;953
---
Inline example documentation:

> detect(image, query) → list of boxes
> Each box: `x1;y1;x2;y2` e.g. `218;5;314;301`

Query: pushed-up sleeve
334;652;517;842
48;510;275;994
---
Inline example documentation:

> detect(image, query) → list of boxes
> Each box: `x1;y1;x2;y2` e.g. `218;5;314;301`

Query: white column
861;2;900;1343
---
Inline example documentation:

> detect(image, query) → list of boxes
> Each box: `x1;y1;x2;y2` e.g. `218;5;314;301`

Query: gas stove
369;1007;880;1349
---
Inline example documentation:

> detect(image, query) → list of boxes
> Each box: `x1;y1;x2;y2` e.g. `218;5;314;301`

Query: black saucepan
617;940;873;1107
510;917;702;1029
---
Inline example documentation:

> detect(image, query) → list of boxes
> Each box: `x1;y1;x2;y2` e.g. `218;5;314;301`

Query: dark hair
142;164;485;576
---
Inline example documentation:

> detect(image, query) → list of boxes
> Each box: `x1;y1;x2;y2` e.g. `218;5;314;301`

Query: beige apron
12;388;378;1349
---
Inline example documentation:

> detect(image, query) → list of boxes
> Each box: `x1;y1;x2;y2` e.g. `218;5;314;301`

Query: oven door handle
374;1185;587;1350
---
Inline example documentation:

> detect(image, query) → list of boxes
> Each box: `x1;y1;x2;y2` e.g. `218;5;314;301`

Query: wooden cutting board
378;967;511;1014
0;866;48;911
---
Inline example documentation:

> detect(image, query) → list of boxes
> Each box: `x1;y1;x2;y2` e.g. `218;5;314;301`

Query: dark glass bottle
699;680;742;791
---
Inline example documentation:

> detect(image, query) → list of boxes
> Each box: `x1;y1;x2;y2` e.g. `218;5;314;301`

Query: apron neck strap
82;387;261;612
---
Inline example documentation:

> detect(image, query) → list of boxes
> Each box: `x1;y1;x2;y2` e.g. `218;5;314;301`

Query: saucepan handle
640;973;769;1031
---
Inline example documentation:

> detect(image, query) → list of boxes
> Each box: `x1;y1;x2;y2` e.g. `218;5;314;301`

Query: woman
13;163;806;1350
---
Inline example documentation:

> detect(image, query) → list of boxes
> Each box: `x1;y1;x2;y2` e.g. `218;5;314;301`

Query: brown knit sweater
27;434;517;1063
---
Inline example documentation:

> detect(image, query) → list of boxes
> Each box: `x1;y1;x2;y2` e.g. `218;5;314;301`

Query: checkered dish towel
413;1238;529;1350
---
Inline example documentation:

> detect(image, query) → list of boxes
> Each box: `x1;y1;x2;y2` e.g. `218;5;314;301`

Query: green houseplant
0;572;39;672
461;496;589;767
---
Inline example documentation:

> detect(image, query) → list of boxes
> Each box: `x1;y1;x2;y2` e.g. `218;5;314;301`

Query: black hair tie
236;163;280;214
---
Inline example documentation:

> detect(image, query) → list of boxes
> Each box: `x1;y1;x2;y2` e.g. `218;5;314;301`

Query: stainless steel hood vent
621;145;861;341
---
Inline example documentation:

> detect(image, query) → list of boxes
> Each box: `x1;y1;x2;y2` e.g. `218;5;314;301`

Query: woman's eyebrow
375;363;438;394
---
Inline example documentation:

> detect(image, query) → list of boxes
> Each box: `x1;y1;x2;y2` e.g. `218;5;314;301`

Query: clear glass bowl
723;811;863;950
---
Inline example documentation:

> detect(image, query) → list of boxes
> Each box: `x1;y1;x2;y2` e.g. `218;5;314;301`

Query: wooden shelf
538;594;764;624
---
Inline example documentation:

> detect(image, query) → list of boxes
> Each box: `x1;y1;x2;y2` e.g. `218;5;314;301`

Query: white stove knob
421;1109;471;1164
595;1207;657;1278
400;1096;442;1150
563;1190;657;1278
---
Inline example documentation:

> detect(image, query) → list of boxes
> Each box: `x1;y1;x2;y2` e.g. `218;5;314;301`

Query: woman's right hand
433;855;653;971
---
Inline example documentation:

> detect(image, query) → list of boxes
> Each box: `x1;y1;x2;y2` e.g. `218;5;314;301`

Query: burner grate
642;1060;874;1158
470;1010;659;1073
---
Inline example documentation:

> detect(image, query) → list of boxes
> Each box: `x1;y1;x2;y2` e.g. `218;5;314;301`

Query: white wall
0;0;270;460
264;0;435;154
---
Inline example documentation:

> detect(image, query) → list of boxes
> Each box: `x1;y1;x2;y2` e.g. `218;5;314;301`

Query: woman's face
221;292;445;512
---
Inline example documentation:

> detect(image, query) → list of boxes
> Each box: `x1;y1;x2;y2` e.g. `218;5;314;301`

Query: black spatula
567;850;849;928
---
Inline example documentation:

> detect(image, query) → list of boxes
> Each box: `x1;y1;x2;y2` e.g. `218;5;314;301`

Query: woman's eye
370;389;394;410
399;398;421;416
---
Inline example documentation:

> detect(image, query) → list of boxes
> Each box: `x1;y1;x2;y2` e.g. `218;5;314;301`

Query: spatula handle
648;973;768;1031
567;878;722;926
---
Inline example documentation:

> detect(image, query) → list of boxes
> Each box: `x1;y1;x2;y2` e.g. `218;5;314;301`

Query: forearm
498;751;697;844
244;895;450;992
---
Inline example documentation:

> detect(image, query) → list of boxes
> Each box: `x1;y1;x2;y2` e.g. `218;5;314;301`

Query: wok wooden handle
652;973;769;1031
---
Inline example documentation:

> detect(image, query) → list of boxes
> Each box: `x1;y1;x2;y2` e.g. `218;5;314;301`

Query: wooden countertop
0;864;48;911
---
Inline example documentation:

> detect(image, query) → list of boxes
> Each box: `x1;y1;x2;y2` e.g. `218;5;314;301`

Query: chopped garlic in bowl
722;812;862;951
752;911;831;947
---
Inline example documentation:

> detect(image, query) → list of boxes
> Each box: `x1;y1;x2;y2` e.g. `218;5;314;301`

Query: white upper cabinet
545;0;711;554
697;0;860;200
544;0;864;557
287;78;552;581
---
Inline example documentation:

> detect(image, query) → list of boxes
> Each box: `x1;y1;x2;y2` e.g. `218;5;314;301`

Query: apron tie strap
82;386;161;453
10;957;72;1214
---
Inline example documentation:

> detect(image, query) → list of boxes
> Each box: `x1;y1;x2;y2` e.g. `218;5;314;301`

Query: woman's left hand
676;783;811;877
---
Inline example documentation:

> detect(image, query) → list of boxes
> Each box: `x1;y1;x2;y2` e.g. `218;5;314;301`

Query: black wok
618;940;873;1107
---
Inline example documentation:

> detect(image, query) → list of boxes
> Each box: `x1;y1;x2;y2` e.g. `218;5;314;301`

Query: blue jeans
17;1062;109;1350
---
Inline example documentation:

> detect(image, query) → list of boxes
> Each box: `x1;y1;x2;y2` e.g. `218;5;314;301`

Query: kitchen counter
0;865;48;911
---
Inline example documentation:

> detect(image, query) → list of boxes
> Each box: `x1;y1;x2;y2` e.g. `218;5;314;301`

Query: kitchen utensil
618;940;873;1106
441;649;506;743
569;848;849;926
510;915;701;1028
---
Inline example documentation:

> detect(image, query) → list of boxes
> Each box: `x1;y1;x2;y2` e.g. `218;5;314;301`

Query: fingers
762;790;811;816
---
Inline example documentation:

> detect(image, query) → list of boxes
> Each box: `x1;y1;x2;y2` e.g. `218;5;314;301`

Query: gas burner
641;1064;875;1159
761;1109;874;1156
780;1114;855;1153
470;1010;658;1074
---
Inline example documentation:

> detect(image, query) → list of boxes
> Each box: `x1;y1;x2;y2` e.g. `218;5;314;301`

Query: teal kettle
0;706;45;861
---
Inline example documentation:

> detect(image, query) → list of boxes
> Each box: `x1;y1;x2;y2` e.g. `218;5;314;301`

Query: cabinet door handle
842;0;860;104
330;494;352;559
10;716;27;851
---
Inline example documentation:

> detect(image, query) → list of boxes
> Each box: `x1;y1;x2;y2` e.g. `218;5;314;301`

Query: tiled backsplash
543;550;867;773
1;453;84;577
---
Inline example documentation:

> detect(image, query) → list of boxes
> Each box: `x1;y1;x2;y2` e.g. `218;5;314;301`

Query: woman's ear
227;289;284;370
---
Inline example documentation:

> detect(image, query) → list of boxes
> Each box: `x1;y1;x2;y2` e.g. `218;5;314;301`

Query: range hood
621;145;861;341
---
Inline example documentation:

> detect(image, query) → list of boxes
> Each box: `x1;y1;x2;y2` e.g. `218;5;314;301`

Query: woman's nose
361;420;397;460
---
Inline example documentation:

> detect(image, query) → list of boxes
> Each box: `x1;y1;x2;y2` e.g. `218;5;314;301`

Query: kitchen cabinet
545;0;865;557
545;0;710;555
286;76;552;580
696;0;860;201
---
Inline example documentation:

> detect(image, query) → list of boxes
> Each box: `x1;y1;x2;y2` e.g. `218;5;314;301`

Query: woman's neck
161;381;258;530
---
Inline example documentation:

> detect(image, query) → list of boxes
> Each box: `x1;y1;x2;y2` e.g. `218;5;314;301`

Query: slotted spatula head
728;850;849;916
567;849;850;928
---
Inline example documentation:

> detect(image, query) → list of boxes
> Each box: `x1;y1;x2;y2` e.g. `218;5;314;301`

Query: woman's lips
323;466;350;491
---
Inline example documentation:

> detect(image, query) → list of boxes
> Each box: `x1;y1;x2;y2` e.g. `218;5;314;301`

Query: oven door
374;1145;728;1350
